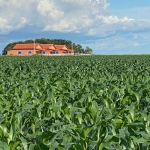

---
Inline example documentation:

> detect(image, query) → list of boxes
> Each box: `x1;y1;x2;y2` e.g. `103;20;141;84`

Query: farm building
7;43;74;56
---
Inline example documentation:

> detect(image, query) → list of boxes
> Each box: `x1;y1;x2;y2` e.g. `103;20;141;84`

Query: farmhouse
7;43;74;56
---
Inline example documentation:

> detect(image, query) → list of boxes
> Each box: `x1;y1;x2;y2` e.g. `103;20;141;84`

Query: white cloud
1;0;150;35
37;0;64;20
99;16;134;24
87;17;150;38
0;0;109;33
0;0;35;33
0;16;27;34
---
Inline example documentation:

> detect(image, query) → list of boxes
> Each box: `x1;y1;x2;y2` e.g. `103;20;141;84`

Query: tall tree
84;46;92;54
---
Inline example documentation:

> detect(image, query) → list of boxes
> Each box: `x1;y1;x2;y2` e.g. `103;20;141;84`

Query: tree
84;46;92;54
74;44;85;53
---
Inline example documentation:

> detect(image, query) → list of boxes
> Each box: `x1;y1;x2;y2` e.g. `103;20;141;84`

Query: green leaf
42;131;56;143
99;142;109;150
20;137;28;150
29;144;35;150
131;136;147;144
9;140;20;150
65;142;74;149
73;144;84;150
83;127;93;139
76;112;82;124
0;141;10;150
34;144;41;150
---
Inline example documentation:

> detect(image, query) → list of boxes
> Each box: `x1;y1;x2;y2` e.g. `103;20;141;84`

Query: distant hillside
3;38;92;55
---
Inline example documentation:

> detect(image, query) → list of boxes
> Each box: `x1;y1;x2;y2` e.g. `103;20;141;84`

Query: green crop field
0;55;150;150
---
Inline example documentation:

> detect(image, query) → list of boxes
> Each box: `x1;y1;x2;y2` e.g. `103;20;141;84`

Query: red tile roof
13;44;41;50
40;44;54;50
54;45;67;50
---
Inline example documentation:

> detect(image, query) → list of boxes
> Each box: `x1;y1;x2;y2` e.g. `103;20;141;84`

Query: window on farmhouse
28;51;32;55
42;51;46;54
18;51;22;55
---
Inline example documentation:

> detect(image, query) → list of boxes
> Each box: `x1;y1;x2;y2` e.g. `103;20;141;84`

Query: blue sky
0;0;150;54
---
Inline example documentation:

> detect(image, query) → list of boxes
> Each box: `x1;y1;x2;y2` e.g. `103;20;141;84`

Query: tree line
3;38;92;55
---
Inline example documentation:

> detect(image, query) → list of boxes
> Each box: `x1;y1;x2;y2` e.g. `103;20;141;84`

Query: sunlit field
0;55;150;149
